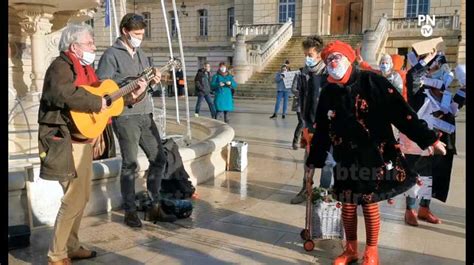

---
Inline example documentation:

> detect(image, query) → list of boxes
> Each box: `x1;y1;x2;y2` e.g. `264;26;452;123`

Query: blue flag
105;0;110;28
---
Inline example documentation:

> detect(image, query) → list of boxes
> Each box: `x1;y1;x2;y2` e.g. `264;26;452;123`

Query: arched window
198;9;208;36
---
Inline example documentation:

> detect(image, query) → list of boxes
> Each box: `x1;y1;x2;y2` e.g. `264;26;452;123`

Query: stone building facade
87;0;465;77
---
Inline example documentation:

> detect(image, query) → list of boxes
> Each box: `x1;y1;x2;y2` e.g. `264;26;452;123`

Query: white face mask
379;63;391;74
220;67;227;73
128;34;142;48
79;51;96;66
326;57;350;80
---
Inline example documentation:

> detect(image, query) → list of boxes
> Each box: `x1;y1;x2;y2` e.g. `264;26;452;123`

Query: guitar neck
109;64;170;102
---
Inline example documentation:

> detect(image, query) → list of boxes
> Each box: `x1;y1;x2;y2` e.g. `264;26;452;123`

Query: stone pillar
18;9;53;97
10;5;54;154
8;37;17;127
233;34;252;84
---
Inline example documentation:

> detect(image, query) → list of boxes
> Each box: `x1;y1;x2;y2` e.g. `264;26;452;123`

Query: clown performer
401;57;466;226
305;40;446;265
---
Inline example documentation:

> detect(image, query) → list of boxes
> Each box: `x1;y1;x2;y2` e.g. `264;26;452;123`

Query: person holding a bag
306;41;446;265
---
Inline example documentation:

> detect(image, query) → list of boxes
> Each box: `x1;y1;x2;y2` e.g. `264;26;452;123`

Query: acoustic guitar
70;59;180;139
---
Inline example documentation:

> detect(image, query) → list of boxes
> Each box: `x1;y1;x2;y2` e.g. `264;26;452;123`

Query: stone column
233;34;252;84
10;5;54;154
18;8;53;97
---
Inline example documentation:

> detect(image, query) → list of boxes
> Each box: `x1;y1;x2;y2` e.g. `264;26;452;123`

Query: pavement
9;97;466;264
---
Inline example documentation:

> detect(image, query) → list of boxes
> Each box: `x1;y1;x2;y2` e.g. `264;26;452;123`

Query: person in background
391;54;408;101
285;59;291;71
270;65;291;119
401;52;463;227
357;53;404;95
194;62;216;118
176;67;185;97
211;62;237;123
289;35;329;204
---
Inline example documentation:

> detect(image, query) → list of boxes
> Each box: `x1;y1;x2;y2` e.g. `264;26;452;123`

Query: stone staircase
235;34;364;98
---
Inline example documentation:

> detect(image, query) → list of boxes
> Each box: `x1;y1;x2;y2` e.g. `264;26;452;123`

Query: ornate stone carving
17;10;53;35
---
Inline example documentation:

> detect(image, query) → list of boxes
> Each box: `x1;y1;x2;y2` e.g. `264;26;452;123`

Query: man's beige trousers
48;143;93;262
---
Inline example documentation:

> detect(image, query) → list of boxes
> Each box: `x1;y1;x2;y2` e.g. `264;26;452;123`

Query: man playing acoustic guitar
96;13;177;227
39;24;112;265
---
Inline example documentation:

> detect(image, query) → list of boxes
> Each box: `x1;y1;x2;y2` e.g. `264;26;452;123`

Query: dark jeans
112;113;167;213
216;111;229;123
293;111;304;144
195;94;216;118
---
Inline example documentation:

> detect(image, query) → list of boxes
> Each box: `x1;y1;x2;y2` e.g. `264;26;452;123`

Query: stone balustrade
232;18;293;83
388;13;461;31
361;12;461;68
361;14;389;67
233;22;283;37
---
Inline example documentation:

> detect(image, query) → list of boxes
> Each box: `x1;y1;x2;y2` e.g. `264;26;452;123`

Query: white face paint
326;56;350;80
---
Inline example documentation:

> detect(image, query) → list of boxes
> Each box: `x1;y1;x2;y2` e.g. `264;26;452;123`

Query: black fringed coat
306;68;438;205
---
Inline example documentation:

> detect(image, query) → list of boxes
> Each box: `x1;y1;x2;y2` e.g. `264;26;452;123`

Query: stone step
240;35;364;98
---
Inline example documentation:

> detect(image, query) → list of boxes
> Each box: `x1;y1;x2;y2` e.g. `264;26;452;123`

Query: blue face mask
305;56;317;67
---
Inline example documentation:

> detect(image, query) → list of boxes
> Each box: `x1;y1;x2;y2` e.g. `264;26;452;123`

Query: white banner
282;71;299;89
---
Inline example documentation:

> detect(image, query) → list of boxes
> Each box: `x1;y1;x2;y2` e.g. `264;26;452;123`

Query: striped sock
362;203;381;246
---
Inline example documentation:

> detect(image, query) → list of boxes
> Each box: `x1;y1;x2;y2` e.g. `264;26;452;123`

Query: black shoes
124;211;142;227
269;114;277;119
147;204;178;223
282;115;286;119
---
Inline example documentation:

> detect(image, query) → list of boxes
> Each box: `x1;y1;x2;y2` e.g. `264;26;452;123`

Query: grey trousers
112;113;167;213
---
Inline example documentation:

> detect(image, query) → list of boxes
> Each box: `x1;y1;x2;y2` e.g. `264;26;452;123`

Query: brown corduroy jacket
37;52;102;181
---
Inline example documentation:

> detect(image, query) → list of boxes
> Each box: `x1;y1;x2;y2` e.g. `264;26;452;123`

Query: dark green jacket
38;52;102;181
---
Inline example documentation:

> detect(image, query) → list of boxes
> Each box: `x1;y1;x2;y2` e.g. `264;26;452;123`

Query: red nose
331;61;339;68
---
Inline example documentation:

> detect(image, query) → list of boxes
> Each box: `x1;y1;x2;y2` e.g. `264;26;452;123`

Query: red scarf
64;51;111;125
64;51;99;86
327;64;353;85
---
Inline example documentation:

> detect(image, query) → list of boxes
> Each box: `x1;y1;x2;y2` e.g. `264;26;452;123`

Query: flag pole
160;0;181;124
171;0;192;141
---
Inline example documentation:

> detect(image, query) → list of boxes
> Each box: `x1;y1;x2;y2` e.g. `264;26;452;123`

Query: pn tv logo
418;14;436;37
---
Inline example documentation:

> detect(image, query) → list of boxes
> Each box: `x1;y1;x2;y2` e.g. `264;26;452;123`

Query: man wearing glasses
39;24;109;265
97;13;177;228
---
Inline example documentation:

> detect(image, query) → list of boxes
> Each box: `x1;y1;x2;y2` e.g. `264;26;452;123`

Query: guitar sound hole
104;95;112;107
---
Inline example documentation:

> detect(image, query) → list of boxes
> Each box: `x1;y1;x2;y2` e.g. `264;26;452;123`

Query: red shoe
334;240;358;265
361;246;379;265
418;207;442;224
404;209;419;226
